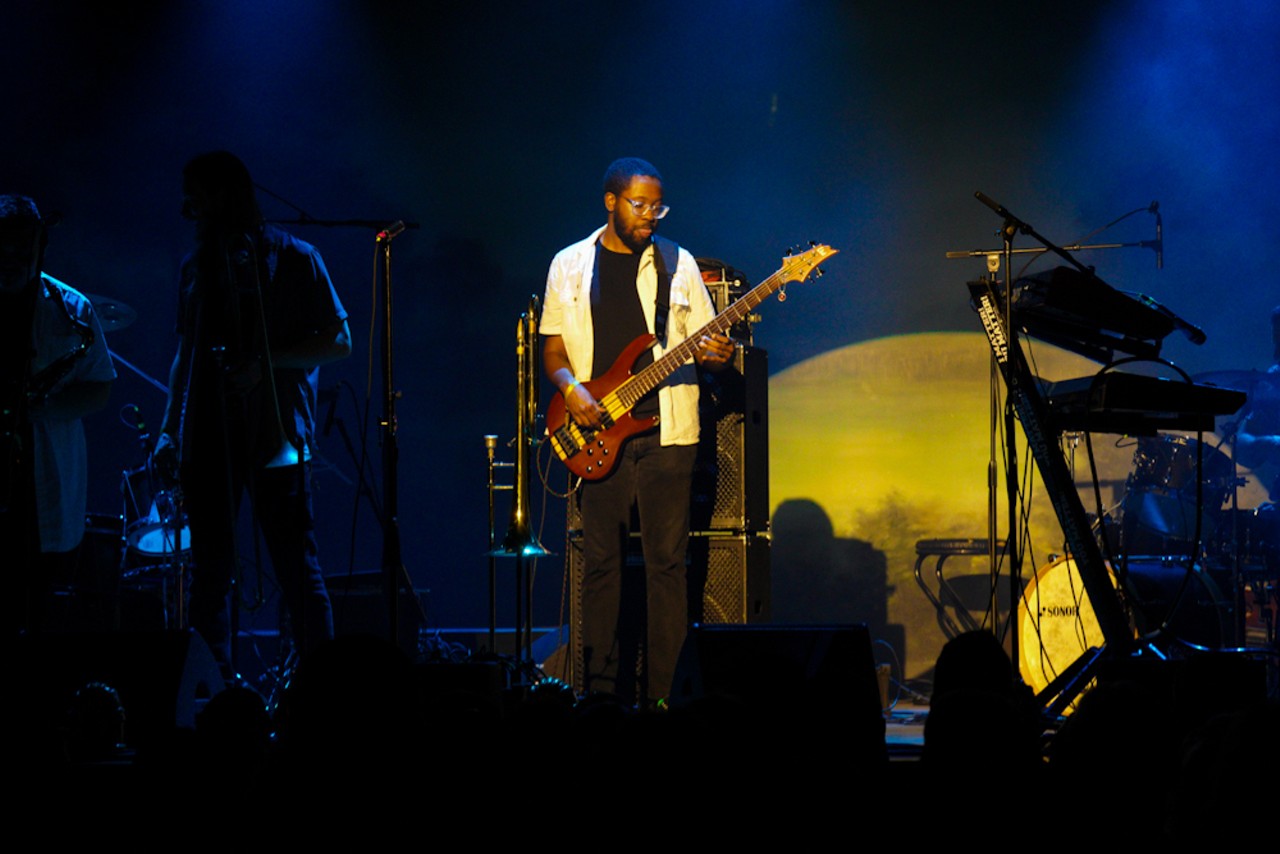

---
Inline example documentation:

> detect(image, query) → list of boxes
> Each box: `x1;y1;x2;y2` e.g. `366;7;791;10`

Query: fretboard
611;264;791;409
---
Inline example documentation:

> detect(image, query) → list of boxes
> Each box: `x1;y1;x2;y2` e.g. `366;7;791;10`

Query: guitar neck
613;266;789;408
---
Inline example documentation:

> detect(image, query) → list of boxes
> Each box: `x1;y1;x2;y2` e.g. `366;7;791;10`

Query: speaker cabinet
326;570;426;653
563;528;771;692
693;345;769;532
687;532;771;624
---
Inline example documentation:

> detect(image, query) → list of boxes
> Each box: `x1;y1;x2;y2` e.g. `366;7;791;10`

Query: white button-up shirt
540;226;715;446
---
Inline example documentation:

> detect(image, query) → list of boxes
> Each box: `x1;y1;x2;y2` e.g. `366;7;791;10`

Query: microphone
1135;292;1205;345
974;191;1010;218
376;221;406;242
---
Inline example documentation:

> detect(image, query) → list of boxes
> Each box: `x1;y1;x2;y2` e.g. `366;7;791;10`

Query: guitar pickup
552;424;582;458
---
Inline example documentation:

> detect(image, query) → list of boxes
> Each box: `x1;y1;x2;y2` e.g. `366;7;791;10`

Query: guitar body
546;333;659;481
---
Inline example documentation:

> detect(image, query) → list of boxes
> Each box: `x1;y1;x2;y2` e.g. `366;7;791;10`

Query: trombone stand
484;447;543;679
484;434;512;655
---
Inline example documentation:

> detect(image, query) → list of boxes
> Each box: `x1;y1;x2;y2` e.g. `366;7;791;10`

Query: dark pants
3;439;41;636
184;459;333;673
580;431;696;703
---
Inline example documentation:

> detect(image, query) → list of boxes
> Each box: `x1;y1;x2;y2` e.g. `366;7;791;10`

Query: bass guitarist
540;157;733;705
1;195;115;634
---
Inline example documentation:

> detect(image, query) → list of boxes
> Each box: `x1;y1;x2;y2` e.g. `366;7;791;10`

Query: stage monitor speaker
669;623;886;763
327;570;426;653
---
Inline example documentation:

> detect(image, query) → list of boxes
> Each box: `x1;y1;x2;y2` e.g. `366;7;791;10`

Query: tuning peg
814;267;825;278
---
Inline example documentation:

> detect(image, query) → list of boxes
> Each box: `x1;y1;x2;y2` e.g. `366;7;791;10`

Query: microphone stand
268;211;421;653
376;222;409;651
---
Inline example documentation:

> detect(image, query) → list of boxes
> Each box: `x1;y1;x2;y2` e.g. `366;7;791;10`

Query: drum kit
1017;372;1279;697
69;294;192;631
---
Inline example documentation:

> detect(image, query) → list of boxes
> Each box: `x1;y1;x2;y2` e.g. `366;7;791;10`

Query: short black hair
602;157;662;196
0;194;43;228
0;194;51;270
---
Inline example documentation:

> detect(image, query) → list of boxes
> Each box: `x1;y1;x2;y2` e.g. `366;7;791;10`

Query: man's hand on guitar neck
694;332;735;372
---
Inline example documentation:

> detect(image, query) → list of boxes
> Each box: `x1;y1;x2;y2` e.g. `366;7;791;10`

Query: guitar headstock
780;242;838;284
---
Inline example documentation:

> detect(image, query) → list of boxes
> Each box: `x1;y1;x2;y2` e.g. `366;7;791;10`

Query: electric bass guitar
546;243;837;480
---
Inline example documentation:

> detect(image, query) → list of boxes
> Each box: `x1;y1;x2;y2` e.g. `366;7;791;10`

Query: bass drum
1017;556;1233;700
1121;435;1234;556
122;465;190;557
1017;556;1113;702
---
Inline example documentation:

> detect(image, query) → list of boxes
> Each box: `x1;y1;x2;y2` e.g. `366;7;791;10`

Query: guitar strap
651;235;678;347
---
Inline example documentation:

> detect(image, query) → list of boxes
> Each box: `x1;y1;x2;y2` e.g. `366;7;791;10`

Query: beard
617;220;655;253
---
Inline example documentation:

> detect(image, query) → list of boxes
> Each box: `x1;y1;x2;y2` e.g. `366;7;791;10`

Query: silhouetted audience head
63;681;126;763
923;631;1041;775
931;629;1012;699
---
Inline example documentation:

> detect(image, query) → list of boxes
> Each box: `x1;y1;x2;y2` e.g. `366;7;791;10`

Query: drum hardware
1113;419;1277;653
122;463;190;558
1120;434;1234;558
117;398;192;630
52;510;180;633
913;538;1010;640
43;512;127;632
1248;502;1280;573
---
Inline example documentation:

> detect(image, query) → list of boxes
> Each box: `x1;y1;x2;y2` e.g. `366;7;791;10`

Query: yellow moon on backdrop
767;331;1258;681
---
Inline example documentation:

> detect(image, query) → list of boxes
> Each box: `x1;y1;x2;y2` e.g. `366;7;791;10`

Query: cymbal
84;293;138;332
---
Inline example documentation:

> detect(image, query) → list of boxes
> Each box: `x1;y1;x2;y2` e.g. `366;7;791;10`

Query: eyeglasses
619;196;670;219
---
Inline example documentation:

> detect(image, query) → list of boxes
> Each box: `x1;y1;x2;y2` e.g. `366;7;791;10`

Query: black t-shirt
592;244;658;419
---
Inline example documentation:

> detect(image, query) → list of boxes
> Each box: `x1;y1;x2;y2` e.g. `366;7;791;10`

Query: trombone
501;295;550;558
486;295;550;666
